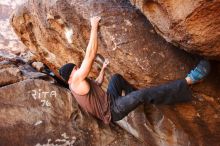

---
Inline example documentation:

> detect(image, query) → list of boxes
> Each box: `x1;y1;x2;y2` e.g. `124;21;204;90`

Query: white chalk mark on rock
124;19;132;26
65;27;73;44
61;133;69;139
34;120;43;126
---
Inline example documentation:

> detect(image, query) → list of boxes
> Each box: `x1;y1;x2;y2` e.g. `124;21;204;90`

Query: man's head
59;63;76;82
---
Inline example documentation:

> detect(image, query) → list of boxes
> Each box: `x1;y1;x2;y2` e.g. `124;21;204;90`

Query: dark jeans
107;74;192;121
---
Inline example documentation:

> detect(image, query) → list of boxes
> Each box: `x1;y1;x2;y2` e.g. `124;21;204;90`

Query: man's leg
107;74;136;121
107;73;136;98
111;60;210;121
111;79;192;121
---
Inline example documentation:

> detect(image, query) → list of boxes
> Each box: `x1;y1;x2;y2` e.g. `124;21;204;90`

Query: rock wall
130;0;220;60
11;0;200;87
0;1;27;54
0;52;143;146
117;92;220;146
10;0;220;146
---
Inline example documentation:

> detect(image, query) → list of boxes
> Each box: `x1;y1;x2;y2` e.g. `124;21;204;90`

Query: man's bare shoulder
69;79;90;95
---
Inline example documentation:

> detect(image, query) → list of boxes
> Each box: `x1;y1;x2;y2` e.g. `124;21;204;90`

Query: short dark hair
59;63;76;82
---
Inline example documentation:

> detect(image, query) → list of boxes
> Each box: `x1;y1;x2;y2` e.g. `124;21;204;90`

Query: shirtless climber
59;16;210;124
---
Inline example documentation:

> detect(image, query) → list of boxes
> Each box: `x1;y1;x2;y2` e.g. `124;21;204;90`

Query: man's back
70;78;111;124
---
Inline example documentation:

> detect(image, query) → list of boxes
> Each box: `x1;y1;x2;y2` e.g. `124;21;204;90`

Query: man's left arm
95;59;109;86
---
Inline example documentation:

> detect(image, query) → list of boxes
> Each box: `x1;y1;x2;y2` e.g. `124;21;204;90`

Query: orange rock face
9;0;220;146
0;55;143;146
130;0;220;60
10;0;199;87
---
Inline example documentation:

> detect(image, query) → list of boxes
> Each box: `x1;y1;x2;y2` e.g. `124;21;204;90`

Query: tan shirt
70;78;111;124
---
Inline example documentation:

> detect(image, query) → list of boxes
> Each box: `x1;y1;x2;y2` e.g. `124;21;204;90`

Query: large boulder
0;52;143;145
0;50;50;87
0;64;22;86
10;0;220;105
117;93;220;146
0;79;143;146
11;0;199;88
0;79;74;145
130;0;220;60
10;0;220;145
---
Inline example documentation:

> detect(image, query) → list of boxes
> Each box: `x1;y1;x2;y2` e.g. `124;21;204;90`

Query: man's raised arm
73;16;101;81
95;59;109;86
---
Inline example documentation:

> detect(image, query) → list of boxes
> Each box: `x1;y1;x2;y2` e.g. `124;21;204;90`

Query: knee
110;74;123;82
112;73;123;79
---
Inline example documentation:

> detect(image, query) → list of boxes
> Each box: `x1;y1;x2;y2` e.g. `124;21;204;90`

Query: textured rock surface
10;0;220;145
0;53;143;145
0;78;143;146
11;0;200;87
118;93;220;146
0;79;74;145
0;66;22;86
0;50;50;86
130;0;220;60
0;0;27;54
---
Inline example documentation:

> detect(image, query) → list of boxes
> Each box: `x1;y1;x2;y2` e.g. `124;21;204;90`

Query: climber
59;16;210;124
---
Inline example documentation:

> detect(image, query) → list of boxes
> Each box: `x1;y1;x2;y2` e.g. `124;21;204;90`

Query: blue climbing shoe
187;60;210;84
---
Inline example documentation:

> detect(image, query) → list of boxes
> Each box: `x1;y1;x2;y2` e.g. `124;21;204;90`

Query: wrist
91;25;98;30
